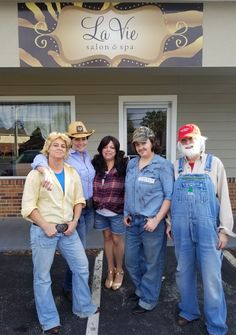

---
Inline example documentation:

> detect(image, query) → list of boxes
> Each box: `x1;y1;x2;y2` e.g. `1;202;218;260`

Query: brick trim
1;178;236;217
0;179;25;217
228;177;236;183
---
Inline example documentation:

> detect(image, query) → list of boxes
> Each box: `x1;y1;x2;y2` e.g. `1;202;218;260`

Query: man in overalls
167;124;235;335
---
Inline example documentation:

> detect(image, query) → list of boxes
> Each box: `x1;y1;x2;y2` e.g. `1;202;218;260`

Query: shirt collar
152;154;162;163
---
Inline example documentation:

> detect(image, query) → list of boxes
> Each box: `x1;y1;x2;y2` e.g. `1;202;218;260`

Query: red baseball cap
178;124;201;142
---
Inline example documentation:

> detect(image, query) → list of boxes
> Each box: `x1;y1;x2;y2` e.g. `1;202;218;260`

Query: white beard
180;139;201;160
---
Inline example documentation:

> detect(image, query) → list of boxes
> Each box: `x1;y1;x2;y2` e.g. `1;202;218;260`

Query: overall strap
204;154;213;172
178;157;185;175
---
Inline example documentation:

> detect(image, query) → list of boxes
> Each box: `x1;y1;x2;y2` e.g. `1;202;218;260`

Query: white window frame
0;96;75;118
118;95;177;162
0;96;75;179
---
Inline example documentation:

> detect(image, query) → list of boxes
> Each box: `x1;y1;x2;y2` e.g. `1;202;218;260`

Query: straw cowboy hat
66;121;95;138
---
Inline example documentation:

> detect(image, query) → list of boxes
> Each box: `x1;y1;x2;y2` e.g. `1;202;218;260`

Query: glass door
119;95;177;162
127;106;167;158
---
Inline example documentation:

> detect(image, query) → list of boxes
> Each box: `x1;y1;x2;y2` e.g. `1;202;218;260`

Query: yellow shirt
173;153;235;237
21;163;85;224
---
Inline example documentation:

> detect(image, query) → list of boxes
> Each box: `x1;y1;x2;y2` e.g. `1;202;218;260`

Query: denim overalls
171;155;227;335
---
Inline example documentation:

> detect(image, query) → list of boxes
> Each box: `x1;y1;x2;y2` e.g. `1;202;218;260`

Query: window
127;106;167;157
119;95;177;161
0;96;75;177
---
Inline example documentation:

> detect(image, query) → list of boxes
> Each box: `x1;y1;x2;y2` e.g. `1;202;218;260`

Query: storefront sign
18;2;203;67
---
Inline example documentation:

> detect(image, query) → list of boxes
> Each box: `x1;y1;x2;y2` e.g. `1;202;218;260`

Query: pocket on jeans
200;190;209;203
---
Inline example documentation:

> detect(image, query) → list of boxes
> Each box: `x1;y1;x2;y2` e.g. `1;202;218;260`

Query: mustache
180;142;201;158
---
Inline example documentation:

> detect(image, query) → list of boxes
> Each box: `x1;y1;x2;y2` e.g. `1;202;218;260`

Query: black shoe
177;316;190;326
94;307;100;314
128;293;139;302
62;288;72;302
132;304;149;314
177;315;199;327
44;325;60;334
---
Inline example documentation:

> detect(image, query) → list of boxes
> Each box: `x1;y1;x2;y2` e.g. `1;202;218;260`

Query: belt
86;198;93;209
32;222;68;233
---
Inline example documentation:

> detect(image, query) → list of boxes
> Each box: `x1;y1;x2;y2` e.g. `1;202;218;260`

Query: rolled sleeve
160;161;174;201
31;153;48;169
216;159;235;236
21;171;41;219
73;170;86;207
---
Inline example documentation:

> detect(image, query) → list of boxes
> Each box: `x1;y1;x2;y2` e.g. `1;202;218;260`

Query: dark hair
132;136;161;155
92;136;128;177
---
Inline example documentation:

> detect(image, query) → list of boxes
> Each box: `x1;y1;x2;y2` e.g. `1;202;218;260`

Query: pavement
1;218;236;251
0;218;236;335
0;218;103;252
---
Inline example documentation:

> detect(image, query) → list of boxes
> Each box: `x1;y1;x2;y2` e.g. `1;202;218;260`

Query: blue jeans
63;207;94;291
30;225;96;331
171;173;227;335
125;215;167;310
77;207;95;248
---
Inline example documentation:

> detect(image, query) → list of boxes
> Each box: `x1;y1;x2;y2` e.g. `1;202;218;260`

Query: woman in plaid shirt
92;136;128;290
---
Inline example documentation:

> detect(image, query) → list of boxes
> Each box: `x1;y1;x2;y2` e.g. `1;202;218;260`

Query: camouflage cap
132;126;155;143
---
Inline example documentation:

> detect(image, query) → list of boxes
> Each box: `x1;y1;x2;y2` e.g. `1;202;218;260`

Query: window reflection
127;107;167;158
0;102;70;176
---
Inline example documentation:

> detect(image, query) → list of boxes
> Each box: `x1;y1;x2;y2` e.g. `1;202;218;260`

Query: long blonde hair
41;132;71;159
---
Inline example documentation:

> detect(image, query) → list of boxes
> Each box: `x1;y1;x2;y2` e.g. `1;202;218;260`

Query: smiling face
134;139;153;159
71;137;88;152
102;140;116;163
48;138;67;160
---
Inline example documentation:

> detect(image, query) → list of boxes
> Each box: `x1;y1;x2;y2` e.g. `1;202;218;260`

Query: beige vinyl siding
178;97;236;177
1;70;236;176
79;75;235;178
0;3;19;67
203;3;236;66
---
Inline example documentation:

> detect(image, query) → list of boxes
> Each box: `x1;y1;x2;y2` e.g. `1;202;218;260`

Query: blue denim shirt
31;149;95;200
124;154;174;217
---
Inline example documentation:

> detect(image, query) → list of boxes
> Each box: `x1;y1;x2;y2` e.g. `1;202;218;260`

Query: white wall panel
0;3;19;67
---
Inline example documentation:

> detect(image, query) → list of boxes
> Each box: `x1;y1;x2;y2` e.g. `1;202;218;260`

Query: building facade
1;1;236;217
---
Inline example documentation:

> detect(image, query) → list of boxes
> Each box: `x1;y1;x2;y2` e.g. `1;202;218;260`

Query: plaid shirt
93;167;125;214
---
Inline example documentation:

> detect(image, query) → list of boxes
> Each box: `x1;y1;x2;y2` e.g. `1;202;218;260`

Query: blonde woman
32;121;95;299
22;132;97;335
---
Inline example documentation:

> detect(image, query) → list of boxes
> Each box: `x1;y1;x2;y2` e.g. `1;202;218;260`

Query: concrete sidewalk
0;218;175;251
0;217;236;251
0;218;103;251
